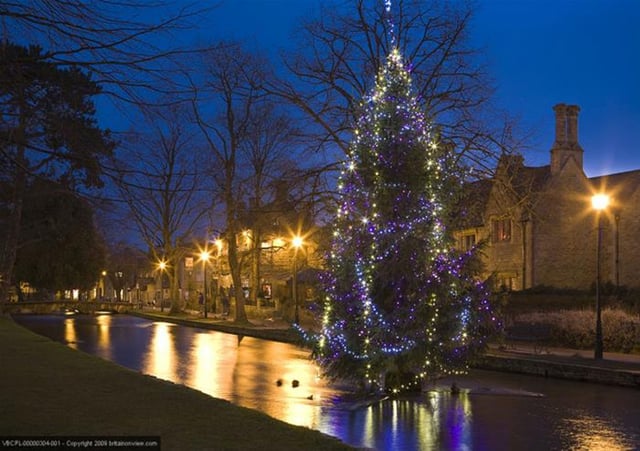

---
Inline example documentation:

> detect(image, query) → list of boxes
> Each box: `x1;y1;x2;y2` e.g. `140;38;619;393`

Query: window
492;218;511;242
461;233;476;251
495;276;513;292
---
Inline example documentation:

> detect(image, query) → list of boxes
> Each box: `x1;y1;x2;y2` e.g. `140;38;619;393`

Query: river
13;313;640;450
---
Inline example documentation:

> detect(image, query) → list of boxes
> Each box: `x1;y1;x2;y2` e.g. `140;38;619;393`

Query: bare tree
0;1;213;305
269;0;519;176
1;1;211;105
190;42;309;324
240;102;321;309
113;106;209;313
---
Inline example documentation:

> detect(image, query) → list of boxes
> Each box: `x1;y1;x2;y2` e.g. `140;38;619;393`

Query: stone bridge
1;300;139;315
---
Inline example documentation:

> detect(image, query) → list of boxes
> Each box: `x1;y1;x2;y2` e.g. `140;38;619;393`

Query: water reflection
327;393;474;450
190;331;235;399
144;322;176;381
13;314;640;451
137;320;336;429
561;415;637;451
95;314;112;360
63;318;78;349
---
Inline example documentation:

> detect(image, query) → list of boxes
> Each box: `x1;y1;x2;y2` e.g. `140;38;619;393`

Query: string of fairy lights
311;1;497;394
324;46;446;386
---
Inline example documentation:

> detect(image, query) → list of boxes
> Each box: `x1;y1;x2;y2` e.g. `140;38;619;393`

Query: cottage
455;104;640;291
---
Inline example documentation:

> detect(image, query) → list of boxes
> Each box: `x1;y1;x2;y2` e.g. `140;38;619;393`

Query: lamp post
100;270;107;301
591;193;609;360
157;260;167;312
114;271;123;302
291;235;303;325
199;250;211;318
214;239;224;314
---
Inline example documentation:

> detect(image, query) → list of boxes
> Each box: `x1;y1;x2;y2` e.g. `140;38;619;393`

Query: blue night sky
167;0;640;177
473;0;640;177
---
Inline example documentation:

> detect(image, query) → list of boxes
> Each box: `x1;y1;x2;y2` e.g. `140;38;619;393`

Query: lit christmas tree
314;43;498;394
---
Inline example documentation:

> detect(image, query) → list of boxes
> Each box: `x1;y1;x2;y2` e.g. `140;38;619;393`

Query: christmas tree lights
313;39;498;394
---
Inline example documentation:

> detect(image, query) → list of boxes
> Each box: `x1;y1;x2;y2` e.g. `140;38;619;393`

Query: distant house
454;104;640;291
237;180;323;306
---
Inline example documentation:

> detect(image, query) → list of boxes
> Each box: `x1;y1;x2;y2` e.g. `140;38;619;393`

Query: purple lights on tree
313;46;498;394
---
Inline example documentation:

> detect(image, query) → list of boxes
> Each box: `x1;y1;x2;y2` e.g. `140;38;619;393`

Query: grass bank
0;316;353;450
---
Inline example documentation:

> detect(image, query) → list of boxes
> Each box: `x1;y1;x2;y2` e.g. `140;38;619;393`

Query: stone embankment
479;346;640;388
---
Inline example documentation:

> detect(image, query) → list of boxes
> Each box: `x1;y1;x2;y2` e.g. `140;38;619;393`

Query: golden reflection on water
188;332;237;398
278;356;323;428
143;324;325;429
63;318;78;349
561;415;636;451
95;314;112;352
20;315;640;450
65;314;113;359
231;338;325;428
143;322;176;381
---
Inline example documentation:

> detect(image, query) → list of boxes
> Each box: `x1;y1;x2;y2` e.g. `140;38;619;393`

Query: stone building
455;104;640;291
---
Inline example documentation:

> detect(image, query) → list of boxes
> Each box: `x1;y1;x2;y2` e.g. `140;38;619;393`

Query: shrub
513;309;640;353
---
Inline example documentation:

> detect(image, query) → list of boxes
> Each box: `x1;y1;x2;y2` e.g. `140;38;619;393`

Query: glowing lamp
591;194;609;211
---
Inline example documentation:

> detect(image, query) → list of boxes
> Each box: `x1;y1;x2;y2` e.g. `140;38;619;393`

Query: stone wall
477;354;640;388
532;173;596;289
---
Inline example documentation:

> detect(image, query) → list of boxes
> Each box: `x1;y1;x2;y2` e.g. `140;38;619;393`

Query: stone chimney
553;103;567;148
550;103;584;174
566;105;581;148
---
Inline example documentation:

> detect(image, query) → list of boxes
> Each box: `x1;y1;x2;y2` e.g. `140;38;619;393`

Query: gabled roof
454;156;640;231
507;164;552;200
454;157;552;229
453;178;492;228
589;169;640;207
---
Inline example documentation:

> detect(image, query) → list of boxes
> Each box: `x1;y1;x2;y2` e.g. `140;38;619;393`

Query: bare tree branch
267;0;523;178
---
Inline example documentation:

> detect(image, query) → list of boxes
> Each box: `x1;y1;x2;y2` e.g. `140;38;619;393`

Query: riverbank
133;310;640;389
0;316;353;450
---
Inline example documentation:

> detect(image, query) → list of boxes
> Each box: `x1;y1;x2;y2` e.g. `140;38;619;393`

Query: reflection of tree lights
352;392;473;450
442;393;472;450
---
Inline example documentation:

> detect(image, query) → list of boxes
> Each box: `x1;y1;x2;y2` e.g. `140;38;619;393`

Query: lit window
492;218;511;242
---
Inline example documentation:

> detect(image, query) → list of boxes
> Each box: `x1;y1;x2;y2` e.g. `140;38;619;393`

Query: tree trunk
169;262;181;314
250;229;261;307
227;233;249;325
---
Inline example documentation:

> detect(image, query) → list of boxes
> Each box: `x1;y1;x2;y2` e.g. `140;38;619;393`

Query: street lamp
291;235;303;325
199;250;211;318
591;193;609;360
100;270;107;301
